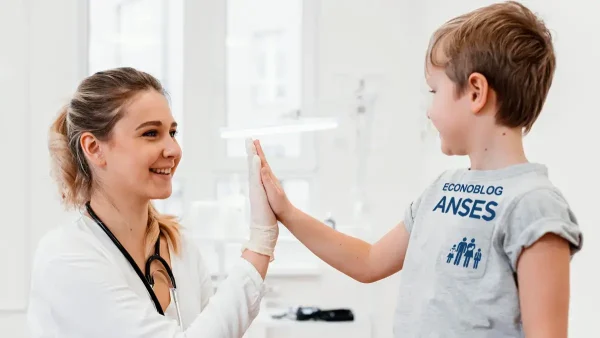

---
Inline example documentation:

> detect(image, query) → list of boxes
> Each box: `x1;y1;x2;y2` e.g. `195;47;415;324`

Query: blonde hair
49;67;180;255
426;1;556;134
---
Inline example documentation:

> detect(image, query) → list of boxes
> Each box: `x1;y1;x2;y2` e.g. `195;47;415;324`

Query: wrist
244;221;278;262
278;204;298;226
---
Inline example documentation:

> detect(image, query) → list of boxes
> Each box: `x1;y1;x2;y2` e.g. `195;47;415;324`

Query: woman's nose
163;137;182;158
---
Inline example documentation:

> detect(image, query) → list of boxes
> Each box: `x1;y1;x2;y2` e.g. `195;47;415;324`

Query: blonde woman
26;67;278;337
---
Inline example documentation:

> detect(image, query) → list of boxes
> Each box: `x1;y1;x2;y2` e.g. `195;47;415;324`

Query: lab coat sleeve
197;253;215;311
32;249;264;338
190;257;265;335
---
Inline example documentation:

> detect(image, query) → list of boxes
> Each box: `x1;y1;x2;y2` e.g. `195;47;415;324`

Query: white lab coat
26;215;265;338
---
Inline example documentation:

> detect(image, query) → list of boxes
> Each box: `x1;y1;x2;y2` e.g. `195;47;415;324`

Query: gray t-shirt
394;163;582;338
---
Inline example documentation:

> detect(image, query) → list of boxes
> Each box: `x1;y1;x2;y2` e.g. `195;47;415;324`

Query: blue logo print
446;237;481;269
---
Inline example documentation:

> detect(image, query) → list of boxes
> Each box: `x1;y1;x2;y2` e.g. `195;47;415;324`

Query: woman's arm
517;233;571;338
28;247;264;338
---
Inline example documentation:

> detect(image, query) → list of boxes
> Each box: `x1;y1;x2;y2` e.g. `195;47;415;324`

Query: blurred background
1;0;598;337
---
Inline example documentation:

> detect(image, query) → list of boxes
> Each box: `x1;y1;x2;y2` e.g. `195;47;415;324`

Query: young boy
253;1;583;337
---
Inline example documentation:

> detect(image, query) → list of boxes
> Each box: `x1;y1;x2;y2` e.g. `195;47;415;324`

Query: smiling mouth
150;168;172;175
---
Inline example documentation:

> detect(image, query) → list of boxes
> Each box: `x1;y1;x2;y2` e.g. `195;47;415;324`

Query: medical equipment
85;202;183;328
271;306;355;322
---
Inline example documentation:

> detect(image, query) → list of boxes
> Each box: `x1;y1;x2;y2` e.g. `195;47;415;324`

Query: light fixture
219;117;338;139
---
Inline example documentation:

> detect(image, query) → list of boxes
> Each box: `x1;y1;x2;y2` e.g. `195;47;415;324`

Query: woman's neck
88;191;149;249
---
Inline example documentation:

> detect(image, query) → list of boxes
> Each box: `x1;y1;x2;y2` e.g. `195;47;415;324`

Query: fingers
260;167;278;196
261;167;282;195
245;137;257;157
251;155;270;204
250;154;262;183
253;139;270;169
247;139;278;190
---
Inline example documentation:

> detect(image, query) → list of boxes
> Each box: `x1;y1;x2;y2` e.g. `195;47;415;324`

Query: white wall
418;1;600;337
0;0;30;334
0;1;86;337
2;0;598;337
270;0;600;337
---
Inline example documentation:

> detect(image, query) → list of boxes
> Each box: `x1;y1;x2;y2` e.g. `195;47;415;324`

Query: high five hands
241;138;278;261
250;139;296;222
242;138;299;263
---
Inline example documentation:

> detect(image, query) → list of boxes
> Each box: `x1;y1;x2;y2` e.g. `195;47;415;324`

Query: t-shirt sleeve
404;171;448;234
403;196;422;234
502;188;583;271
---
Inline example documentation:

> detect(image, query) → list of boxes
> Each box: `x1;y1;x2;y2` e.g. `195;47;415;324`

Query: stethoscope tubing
85;201;176;317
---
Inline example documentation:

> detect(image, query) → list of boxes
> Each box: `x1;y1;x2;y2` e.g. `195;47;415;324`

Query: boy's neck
88;190;149;249
467;127;528;171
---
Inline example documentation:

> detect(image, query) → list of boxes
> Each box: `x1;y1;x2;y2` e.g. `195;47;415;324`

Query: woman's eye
170;130;178;137
428;90;436;94
143;130;158;137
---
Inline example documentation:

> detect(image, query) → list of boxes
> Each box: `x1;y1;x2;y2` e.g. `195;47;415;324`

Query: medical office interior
1;0;598;337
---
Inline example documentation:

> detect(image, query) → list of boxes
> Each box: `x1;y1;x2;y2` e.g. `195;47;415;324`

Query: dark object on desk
295;306;354;322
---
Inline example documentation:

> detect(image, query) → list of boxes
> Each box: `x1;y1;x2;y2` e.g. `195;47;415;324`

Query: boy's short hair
426;1;555;133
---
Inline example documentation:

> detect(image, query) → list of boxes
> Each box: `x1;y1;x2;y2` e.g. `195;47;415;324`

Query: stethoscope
85;202;183;328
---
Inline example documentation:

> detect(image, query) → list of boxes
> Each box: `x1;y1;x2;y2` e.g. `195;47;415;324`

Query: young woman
26;67;278;337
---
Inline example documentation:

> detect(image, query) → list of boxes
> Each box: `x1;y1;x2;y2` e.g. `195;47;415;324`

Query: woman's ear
467;72;489;115
80;132;105;167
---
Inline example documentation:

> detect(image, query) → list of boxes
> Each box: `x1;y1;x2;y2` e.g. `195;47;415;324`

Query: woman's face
96;90;182;201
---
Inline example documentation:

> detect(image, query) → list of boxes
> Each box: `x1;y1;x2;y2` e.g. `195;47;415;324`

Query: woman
26;67;278;337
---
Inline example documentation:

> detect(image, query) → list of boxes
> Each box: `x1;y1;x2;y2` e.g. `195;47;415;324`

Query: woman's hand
253;139;296;222
241;138;278;262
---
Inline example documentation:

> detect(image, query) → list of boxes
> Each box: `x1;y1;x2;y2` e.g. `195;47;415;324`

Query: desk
246;310;372;338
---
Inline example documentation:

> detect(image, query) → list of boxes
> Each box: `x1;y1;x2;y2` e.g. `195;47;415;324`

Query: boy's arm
253;139;409;283
517;233;570;338
281;207;409;283
502;188;583;338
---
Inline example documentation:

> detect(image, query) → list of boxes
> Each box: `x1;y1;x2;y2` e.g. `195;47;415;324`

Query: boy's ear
467;72;489;114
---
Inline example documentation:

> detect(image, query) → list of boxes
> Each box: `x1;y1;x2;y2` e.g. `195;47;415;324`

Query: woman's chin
148;188;173;201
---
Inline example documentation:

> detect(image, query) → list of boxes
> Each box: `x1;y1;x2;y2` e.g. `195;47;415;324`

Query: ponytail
146;203;181;255
48;105;92;208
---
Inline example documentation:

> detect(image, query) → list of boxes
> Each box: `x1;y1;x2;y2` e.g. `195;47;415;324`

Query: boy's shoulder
432;163;557;196
424;163;583;267
422;163;574;224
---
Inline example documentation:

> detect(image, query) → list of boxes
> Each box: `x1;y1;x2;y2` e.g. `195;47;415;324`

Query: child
252;1;583;337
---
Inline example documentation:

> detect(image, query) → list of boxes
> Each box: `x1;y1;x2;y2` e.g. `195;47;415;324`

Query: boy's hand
253;139;295;221
241;138;278;261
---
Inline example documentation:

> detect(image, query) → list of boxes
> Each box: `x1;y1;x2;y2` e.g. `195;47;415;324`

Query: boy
252;1;583;337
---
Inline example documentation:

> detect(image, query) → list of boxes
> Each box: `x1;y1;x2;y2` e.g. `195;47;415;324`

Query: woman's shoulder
174;226;213;271
33;216;108;267
175;227;204;260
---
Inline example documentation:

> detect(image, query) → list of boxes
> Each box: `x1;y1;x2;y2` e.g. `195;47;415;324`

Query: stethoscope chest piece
85;202;182;327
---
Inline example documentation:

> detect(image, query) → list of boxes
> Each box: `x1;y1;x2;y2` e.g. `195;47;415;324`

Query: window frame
208;0;321;174
179;0;322;274
84;0;324;274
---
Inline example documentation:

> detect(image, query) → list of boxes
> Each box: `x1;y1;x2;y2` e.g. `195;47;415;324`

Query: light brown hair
49;67;180;255
426;1;556;133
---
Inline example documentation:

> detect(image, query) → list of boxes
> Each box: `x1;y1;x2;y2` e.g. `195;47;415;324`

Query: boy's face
426;66;477;156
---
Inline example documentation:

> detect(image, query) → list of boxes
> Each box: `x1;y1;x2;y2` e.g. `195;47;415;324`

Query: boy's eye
170;130;178;137
428;90;436;94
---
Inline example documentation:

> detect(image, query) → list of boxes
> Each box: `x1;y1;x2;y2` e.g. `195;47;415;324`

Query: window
88;0;184;216
223;0;310;163
88;0;321;276
187;0;321;275
217;0;317;238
